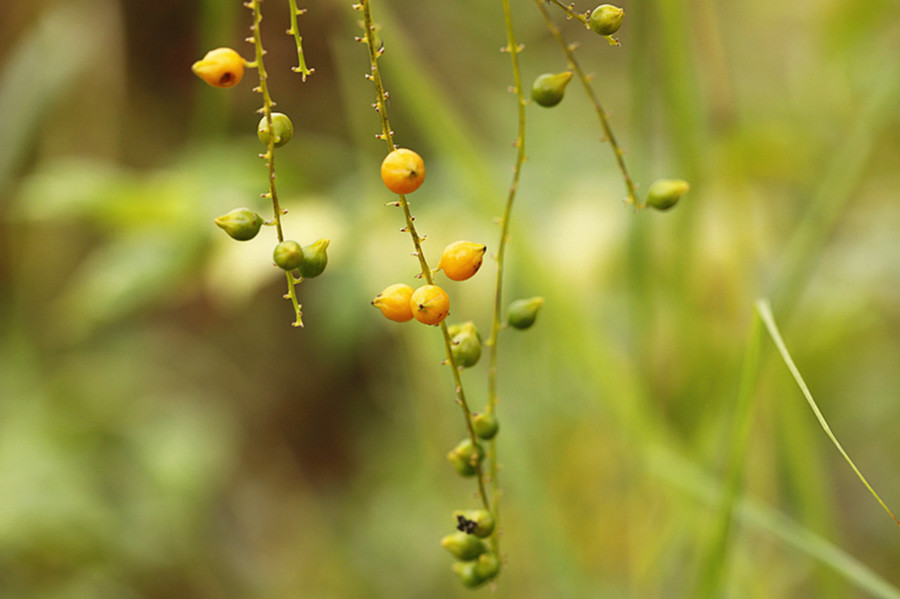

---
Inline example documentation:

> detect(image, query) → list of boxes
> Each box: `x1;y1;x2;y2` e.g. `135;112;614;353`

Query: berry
441;532;488;561
273;240;304;271
646;179;690;211
439;241;487;281
297;239;329;279
507;297;545;330
451;553;500;588
453;509;496;538
257;113;294;148
531;72;573;108
447;438;485;477
472;412;499;440
372;283;415;322
380;148;426;195
213;208;264;241
448;321;481;368
589;5;625;36
410;284;450;325
191;48;245;88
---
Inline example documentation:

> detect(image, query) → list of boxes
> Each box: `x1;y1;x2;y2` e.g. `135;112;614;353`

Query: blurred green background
2;0;900;597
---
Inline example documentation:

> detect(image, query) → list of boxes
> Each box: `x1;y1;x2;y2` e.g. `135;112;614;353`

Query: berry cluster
191;1;326;327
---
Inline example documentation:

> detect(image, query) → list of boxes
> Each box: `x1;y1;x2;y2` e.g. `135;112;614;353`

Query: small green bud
646;178;690;211
297;238;330;278
507;297;545;330
447;438;485;477
472;412;499;440
257;112;294;148
441;531;488;561
214;208;264;241
589;4;625;36
449;321;481;368
273;240;303;270
453;509;496;538
531;72;573;108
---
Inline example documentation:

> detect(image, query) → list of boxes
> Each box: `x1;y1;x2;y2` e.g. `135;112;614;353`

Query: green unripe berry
472;412;499;440
507;297;545;330
449;321;481;368
214;208;264;241
257;112;294;148
447;438;485;477
451;553;500;588
646;178;690;211
297;238;330;278
441;531;488;561
273;240;304;270
531;72;573;108
590;4;625;36
474;552;500;581
453;509;496;538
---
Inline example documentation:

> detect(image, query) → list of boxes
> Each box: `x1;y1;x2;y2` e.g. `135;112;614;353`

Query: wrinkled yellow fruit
372;283;415;322
380;148;425;195
439;241;487;282
410;284;450;325
191;47;245;88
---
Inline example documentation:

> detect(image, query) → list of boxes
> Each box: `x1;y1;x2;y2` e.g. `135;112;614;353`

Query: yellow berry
191;47;245;88
380;148;425;195
438;241;487;282
372;283;415;322
410;284;450;325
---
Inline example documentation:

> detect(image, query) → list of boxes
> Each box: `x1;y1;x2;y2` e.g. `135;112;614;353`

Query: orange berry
191;48;245;88
438;241;487;281
380;148;425;195
372;283;415;322
410;284;450;325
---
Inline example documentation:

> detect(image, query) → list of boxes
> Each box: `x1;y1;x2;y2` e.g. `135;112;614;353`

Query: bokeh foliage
1;0;900;597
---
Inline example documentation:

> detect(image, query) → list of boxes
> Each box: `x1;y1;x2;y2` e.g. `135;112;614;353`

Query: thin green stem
535;0;639;208
248;0;303;326
548;0;590;27
286;0;314;80
356;0;489;512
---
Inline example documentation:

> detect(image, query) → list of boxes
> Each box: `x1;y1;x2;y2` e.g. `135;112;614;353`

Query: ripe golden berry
410;284;450;325
191;48;245;88
372;283;415;322
380;148;425;195
438;241;487;282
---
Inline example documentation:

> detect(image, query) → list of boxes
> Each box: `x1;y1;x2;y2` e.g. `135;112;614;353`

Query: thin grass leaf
755;298;900;528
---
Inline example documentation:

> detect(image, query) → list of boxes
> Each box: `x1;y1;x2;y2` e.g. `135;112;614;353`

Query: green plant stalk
286;0;313;80
756;298;900;529
248;0;303;327
481;0;528;561
548;0;590;26
356;0;490;512
535;0;639;208
695;312;762;599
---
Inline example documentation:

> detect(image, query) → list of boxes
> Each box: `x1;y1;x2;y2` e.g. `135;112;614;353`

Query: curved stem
357;0;489;511
286;0;314;80
535;0;640;208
